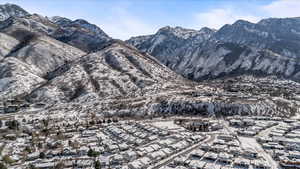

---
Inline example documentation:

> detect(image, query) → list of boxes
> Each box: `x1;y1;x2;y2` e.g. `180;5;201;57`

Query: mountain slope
0;3;29;21
127;26;215;68
0;4;188;102
0;5;111;53
0;3;298;119
0;28;86;100
0;32;18;59
215;18;300;58
128;18;300;82
26;40;189;103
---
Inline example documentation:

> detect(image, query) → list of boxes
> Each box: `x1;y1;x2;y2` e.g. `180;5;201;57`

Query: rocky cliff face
127;18;300;82
50;16;111;52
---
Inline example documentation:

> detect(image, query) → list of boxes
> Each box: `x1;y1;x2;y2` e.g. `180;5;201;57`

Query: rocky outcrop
51;16;111;52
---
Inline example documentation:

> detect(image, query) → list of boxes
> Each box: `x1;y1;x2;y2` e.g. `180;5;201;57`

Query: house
172;156;188;166
211;144;227;153
78;146;89;156
62;148;77;156
0;104;5;114
190;149;205;158
229;119;243;126
218;134;235;141
34;162;56;169
204;163;221;169
243;148;258;159
128;160;144;169
111;154;124;165
107;144;119;153
27;152;40;161
288;151;300;159
186;121;210;132
81;130;96;137
218;152;233;164
233;157;250;168
229;146;242;155
98;155;110;167
124;150;138;161
5;105;18;113
161;148;173;156
200;144;211;151
118;143;129;151
76;160;93;168
252;159;271;169
148;150;166;161
188;160;206;169
139;156;152;166
203;152;218;161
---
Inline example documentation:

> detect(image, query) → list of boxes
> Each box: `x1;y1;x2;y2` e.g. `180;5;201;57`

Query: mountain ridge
0;3;298;119
128;17;300;82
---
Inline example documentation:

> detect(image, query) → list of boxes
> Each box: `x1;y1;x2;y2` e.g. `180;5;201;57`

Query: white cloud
194;8;260;29
97;7;156;40
262;0;300;18
194;0;300;30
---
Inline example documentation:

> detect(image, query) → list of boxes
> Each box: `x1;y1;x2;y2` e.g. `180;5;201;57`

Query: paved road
239;136;280;169
149;134;216;169
257;122;280;137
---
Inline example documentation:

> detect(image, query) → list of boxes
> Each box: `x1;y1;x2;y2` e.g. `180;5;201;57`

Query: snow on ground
239;136;280;169
150;120;185;131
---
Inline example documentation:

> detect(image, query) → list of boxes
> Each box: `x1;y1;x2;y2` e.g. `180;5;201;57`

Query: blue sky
3;0;300;40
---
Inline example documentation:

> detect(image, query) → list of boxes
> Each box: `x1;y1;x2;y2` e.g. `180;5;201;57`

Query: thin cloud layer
262;0;300;18
193;0;300;30
194;8;260;29
99;7;156;40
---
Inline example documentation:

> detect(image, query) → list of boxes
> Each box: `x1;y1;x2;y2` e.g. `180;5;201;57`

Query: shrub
3;155;14;164
87;149;100;157
0;163;7;169
94;160;101;169
39;152;46;159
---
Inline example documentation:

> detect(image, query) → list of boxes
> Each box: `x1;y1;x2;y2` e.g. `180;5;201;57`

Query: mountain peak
50;16;72;25
0;3;29;21
156;26;201;39
232;19;255;26
158;26;196;33
199;27;217;33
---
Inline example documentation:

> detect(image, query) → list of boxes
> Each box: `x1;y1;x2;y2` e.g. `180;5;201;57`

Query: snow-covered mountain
0;3;29;21
127;19;300;82
0;4;298;118
50;16;111;52
0;4;188;102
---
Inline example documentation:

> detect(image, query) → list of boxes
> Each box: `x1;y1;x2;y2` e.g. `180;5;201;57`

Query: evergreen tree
94;160;101;169
0;163;7;169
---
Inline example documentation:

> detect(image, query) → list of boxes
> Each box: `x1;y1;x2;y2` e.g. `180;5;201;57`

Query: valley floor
0;111;300;169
